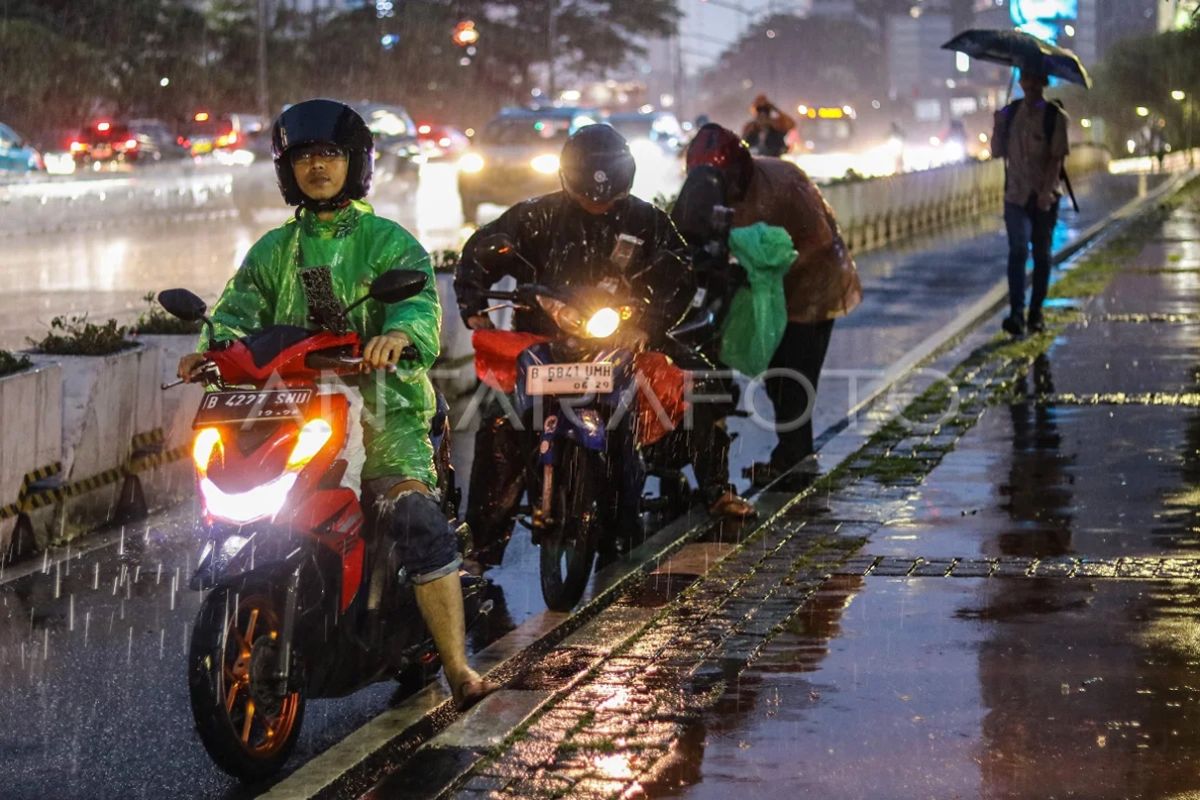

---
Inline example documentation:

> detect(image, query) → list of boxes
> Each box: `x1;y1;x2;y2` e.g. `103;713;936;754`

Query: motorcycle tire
538;443;600;612
188;578;305;782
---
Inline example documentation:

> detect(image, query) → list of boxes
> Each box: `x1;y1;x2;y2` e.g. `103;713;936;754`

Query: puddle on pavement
1048;321;1200;397
642;576;1200;800
875;351;1200;559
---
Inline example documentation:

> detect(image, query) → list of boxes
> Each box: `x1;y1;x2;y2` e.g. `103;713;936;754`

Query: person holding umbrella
942;29;1089;337
991;61;1069;336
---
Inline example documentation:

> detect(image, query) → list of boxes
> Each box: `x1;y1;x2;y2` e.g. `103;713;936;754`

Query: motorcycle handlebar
304;346;419;371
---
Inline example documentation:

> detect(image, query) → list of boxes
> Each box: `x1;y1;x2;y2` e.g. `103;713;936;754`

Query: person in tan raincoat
685;123;861;481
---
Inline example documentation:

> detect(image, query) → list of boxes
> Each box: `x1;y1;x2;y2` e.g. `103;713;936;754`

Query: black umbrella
941;28;1092;89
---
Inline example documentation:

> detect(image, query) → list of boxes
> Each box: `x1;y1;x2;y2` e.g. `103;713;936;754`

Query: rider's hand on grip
178;353;206;381
362;330;414;371
466;314;495;331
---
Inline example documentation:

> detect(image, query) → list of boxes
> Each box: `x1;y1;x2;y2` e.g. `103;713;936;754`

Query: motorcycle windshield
240;325;314;368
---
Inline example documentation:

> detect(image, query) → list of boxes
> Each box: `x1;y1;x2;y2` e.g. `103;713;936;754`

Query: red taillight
69;141;85;153
124;138;138;149
97;121;111;132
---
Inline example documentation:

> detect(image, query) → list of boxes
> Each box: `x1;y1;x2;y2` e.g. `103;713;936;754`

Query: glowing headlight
530;154;560;174
199;473;299;525
192;427;222;473
459;152;485;173
287;418;333;469
584;307;621;338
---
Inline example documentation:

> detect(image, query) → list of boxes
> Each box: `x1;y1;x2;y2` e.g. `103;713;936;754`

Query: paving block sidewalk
351;181;1200;800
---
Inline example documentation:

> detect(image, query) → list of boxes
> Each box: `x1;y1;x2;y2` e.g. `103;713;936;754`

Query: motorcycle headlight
459;152;485;173
287;418;333;469
530;154;560;174
199;473;299;525
192;427;222;474
584;307;621;339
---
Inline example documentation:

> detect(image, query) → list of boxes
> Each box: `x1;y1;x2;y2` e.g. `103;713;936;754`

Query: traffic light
452;20;479;47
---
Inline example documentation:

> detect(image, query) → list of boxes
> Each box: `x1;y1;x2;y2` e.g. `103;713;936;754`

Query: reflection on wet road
656;576;1200;800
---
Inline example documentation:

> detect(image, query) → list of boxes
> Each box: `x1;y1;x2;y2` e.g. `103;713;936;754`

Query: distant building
887;5;957;123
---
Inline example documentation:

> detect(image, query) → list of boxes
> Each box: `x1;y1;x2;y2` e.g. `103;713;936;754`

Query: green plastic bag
719;222;797;376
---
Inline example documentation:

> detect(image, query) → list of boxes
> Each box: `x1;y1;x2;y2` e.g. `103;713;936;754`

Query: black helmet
271;99;374;210
559;124;636;205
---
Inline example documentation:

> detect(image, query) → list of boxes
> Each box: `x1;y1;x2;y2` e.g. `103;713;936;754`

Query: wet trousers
765;319;835;467
1005;195;1059;319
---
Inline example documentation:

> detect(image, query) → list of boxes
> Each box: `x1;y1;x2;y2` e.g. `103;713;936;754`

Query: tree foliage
1070;21;1200;153
696;14;883;127
0;0;677;139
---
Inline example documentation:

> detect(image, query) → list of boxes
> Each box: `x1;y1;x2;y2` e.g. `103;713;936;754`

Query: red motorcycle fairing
208;329;361;385
277;487;366;613
198;393;367;612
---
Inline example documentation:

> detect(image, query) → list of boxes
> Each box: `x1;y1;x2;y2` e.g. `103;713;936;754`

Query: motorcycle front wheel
538;442;600;612
188;579;305;782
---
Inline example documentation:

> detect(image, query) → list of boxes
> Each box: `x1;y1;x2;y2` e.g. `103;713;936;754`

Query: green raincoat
198;200;440;487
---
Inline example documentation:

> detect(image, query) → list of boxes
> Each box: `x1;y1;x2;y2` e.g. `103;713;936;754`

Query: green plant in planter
133;292;203;335
29;315;136;356
0;350;32;377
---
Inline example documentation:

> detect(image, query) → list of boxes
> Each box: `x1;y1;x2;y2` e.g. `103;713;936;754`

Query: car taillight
69;141;85;153
123;138;138;149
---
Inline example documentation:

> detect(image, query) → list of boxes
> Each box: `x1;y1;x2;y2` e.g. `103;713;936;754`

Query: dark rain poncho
198;200;441;487
455;191;696;340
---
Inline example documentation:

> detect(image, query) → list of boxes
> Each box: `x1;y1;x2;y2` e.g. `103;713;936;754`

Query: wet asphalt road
0;166;1174;799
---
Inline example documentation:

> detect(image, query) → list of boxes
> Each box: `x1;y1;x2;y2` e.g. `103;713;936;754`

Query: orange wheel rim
219;595;300;757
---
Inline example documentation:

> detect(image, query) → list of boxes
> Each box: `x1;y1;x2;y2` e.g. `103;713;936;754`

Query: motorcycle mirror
475;233;518;263
368;269;428;304
157;288;208;321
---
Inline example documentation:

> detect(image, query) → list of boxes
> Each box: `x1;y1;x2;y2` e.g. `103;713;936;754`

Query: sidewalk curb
259;170;1197;800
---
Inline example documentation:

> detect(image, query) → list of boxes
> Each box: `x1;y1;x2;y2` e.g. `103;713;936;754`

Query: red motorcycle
157;270;488;782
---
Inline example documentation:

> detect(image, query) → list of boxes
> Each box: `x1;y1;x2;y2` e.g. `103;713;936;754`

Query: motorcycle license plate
525;363;614;395
192;388;314;427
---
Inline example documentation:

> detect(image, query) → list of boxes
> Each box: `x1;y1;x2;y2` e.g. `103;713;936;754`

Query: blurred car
73;120;142;167
416;123;470;160
0;122;44;174
607;111;684;158
182;111;265;157
126;118;190;162
457;106;603;224
36;128;79;175
353;102;423;184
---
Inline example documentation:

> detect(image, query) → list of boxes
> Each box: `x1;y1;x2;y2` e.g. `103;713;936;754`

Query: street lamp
1135;106;1150;117
1171;89;1186;101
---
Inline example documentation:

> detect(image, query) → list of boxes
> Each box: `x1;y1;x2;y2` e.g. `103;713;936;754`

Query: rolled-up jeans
1005;194;1059;318
363;478;461;583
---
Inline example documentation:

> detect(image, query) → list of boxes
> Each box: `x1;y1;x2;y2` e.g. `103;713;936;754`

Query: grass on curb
28;315;136;356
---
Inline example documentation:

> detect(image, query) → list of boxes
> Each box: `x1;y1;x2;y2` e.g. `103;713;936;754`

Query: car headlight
530;154;560;174
459;152;485;173
584;307;620;338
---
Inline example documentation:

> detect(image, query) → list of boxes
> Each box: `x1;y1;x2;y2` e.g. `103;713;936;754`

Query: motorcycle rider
455;123;754;571
684;123;861;484
177;99;495;711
